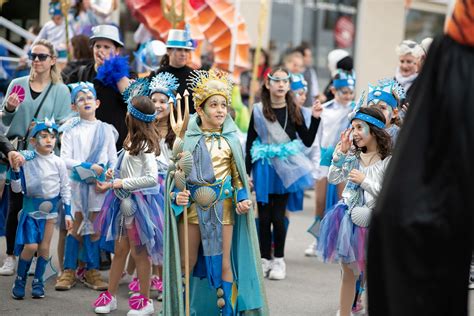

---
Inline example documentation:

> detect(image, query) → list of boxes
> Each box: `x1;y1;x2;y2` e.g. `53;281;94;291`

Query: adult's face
30;44;56;76
398;54;418;77
168;48;189;68
303;48;313;67
93;39;119;68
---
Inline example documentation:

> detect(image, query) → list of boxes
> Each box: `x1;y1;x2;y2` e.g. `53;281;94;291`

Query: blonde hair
395;40;423;59
29;39;62;84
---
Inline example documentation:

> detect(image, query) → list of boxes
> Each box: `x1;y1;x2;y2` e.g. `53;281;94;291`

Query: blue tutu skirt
316;200;368;273
14;212;47;255
253;159;313;211
95;188;164;265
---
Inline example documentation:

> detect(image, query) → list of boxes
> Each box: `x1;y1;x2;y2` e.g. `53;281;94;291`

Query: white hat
90;25;124;47
166;28;194;50
328;49;349;76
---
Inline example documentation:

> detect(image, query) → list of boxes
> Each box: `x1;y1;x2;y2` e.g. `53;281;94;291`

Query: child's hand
176;190;190;206
312;99;323;118
340;128;352;154
236;199;252;215
247;176;254;191
91;164;104;176
95;181;111;193
8;151;25;170
65;219;73;231
105;168;114;180
348;169;365;184
112;179;123;189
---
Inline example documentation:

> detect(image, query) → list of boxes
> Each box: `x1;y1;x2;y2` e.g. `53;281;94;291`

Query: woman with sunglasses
0;39;72;277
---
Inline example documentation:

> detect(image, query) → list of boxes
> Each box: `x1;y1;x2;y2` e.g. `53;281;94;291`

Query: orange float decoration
125;0;251;81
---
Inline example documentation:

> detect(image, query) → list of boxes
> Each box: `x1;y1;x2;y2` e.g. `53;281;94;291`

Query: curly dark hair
260;67;303;125
124;96;161;156
352;107;392;160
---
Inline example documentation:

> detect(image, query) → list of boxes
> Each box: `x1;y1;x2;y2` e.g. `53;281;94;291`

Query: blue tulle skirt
95;187;164;265
252;159;313;211
316;200;368;273
14;212;47;255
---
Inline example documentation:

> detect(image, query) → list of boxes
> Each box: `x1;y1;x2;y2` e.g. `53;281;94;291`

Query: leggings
258;193;289;260
5;189;22;256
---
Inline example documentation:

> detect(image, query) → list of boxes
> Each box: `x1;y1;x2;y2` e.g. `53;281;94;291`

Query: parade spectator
0;39;73;276
295;43;320;108
394;40;423;101
149;28;195;113
240;48;271;106
61;35;93;82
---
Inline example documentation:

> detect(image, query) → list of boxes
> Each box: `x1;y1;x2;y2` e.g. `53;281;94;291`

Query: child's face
52;15;63;26
31;130;57;154
368;101;397;126
197;95;228;129
266;70;290;99
351;119;374;148
151;92;170;121
333;87;354;106
73;90;99;119
292;88;307;107
285;55;304;74
93;39;119;68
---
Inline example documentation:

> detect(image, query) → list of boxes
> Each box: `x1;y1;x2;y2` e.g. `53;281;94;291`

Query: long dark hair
260;67;303;126
155;110;176;149
124;96;161;156
353;107;392;160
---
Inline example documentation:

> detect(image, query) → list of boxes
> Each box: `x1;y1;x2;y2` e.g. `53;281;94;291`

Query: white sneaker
304;241;318;257
127;298;154;315
94;292;117;314
268;257;286;280
261;258;272;278
0;256;16;276
336;310;356;316
28;256;37;276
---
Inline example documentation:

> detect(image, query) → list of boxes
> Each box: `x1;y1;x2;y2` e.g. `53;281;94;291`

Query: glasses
28;53;51;61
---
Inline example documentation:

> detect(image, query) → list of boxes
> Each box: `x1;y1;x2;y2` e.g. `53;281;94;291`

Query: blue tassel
96;55;130;91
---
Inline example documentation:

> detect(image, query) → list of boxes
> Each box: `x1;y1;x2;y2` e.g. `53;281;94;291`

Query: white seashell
178;151;193;176
174;170;186;191
193;187;217;208
168;161;176;172
350;206;372;227
38;201;53;213
172;138;184;157
120;197;136;217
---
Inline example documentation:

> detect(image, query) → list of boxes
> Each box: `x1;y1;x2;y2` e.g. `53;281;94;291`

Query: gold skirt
181;198;234;225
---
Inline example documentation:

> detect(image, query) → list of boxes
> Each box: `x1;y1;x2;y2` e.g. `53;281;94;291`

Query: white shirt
156;139;172;174
61;119;118;170
121;150;158;191
12;152;71;205
34;20;74;51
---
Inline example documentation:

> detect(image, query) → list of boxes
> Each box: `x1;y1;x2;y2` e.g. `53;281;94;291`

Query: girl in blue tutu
92;95;163;315
316;107;391;316
246;67;322;280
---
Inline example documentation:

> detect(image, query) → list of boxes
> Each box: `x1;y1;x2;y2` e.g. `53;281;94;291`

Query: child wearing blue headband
55;81;117;291
10;118;72;300
316;107;391;316
93;95;162;315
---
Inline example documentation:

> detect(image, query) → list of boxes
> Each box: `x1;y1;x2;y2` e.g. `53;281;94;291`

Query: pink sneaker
352;301;366;315
128;277;140;293
150;275;163;292
76;267;86;283
128;294;154;315
93;290;117;314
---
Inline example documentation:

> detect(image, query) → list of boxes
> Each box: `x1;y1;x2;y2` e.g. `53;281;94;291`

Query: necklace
282;106;288;130
271;100;286;108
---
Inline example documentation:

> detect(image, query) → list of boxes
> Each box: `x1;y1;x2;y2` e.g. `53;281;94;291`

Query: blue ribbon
353;112;385;129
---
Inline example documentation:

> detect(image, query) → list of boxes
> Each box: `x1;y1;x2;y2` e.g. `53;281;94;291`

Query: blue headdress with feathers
149;72;180;103
123;78;156;123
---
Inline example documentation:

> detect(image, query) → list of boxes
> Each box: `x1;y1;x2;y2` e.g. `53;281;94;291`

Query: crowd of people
1;1;472;316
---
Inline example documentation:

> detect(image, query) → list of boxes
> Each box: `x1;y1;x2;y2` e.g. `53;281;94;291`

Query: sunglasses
28;53;51;61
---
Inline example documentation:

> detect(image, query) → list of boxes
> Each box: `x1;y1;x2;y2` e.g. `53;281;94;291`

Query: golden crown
187;69;233;109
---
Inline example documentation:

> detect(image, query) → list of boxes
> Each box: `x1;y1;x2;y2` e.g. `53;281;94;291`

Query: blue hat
123;79;157;123
68;82;97;104
367;78;406;109
31;117;59;137
166;25;194;50
333;70;356;90
49;2;62;17
290;74;307;92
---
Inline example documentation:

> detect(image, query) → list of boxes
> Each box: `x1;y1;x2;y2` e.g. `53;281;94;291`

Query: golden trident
59;0;71;61
169;90;191;316
161;0;185;29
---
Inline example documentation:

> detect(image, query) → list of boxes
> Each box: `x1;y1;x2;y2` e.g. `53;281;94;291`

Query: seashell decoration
172;138;184;157
174;170;186;191
178;151;193;176
193;187;217;208
168;161;176;172
350;206;372;228
120;197;137;217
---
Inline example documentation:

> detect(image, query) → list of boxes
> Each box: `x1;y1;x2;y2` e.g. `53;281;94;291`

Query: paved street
0;191;472;315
